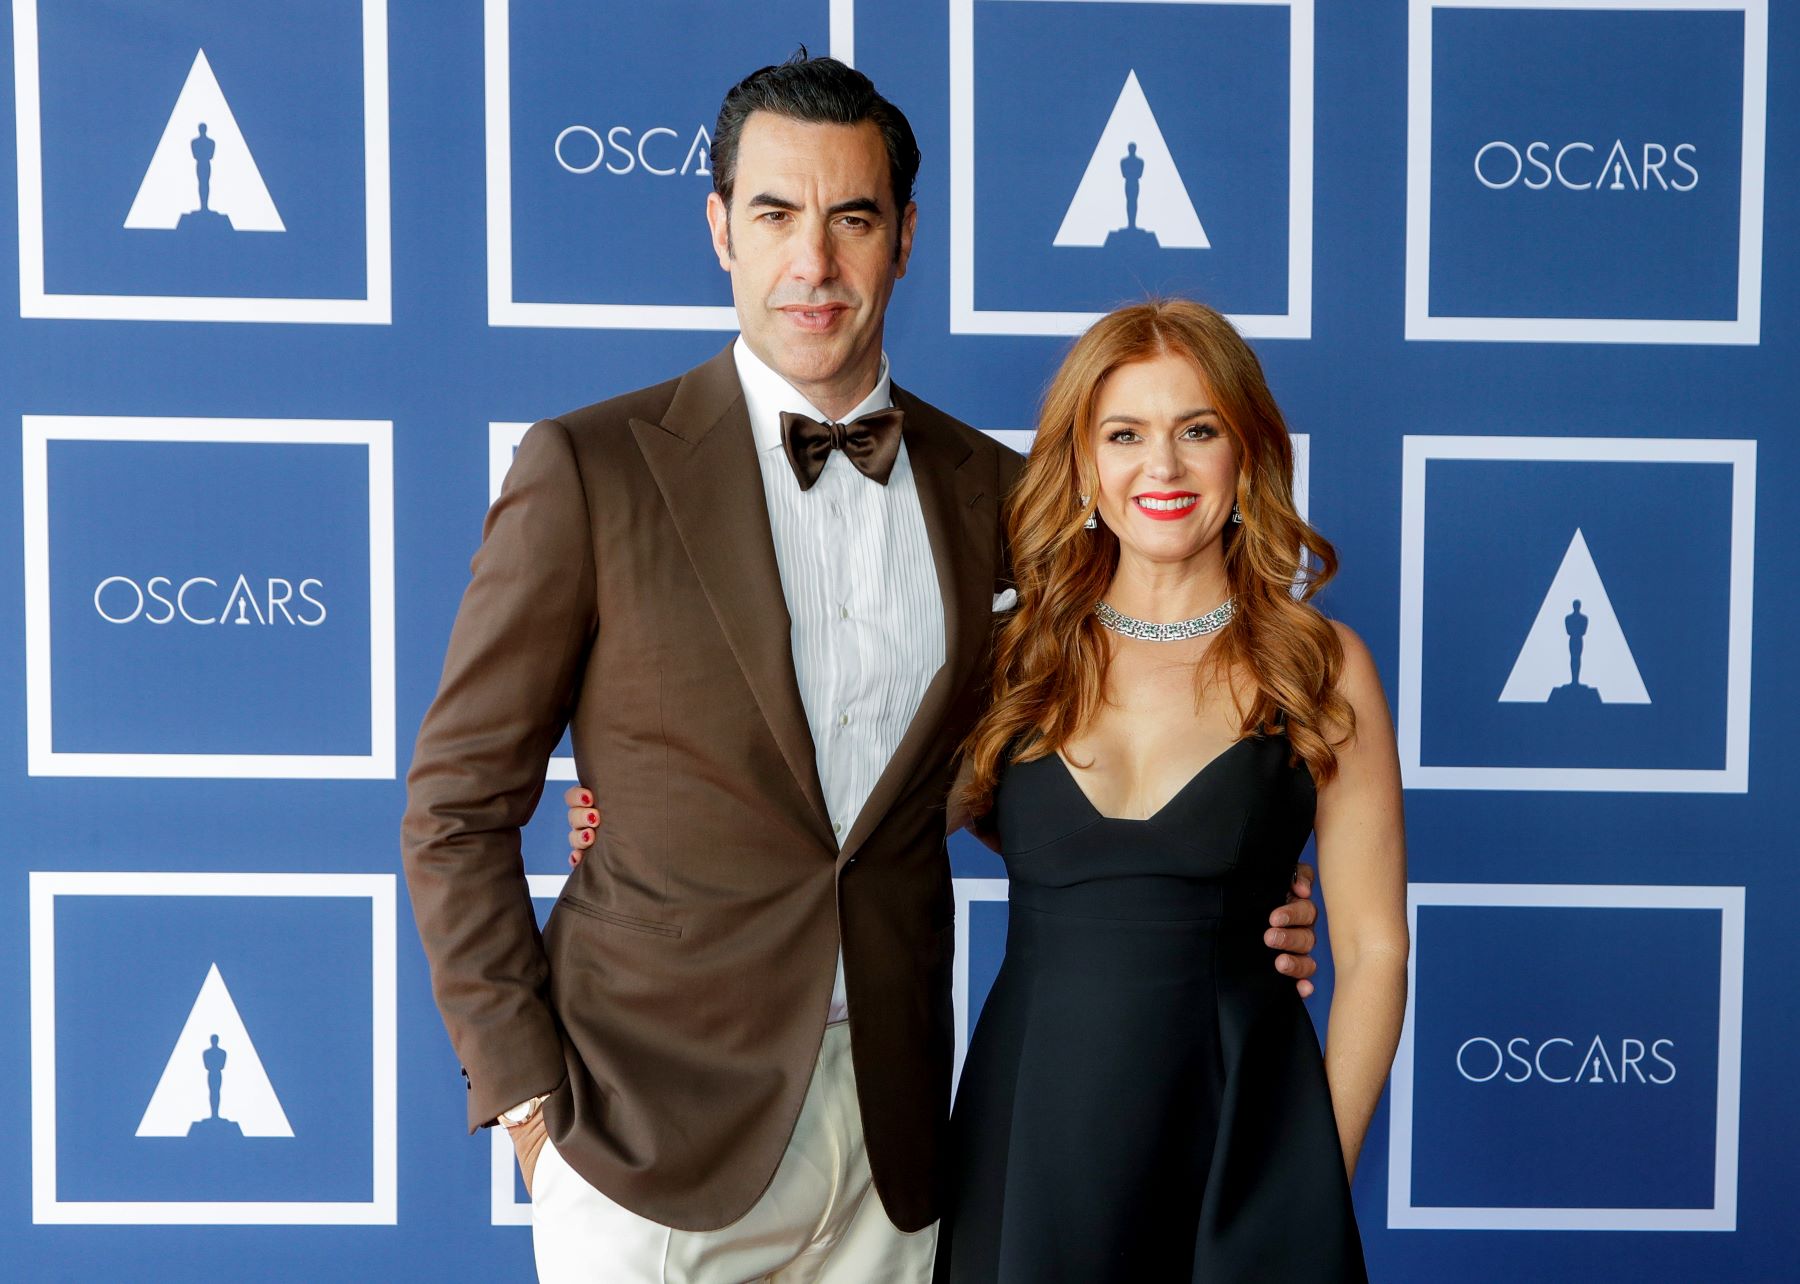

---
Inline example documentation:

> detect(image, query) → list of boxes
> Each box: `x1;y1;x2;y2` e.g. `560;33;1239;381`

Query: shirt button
833;821;843;835
838;605;850;620
830;503;843;518
839;712;850;726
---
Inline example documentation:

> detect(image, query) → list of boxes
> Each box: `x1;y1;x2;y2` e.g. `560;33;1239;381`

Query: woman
935;299;1407;1281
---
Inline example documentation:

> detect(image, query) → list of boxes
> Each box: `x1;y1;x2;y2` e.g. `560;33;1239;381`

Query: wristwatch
499;1094;547;1128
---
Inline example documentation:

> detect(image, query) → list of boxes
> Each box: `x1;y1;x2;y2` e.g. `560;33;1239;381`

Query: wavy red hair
958;298;1350;816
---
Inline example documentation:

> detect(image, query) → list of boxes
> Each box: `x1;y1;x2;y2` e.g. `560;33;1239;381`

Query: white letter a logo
1054;71;1208;250
1498;529;1650;705
136;963;294;1138
124;50;284;232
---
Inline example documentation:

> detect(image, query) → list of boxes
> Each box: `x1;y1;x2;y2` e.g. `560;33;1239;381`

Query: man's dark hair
712;50;921;215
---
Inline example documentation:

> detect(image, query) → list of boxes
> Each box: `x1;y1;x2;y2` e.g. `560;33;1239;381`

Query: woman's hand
1268;863;1319;997
566;785;599;867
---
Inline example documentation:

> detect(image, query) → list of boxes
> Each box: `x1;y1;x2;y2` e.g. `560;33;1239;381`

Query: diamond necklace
1095;597;1235;642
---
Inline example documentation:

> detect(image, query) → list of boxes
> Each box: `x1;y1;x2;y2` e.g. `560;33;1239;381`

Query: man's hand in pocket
506;1110;549;1196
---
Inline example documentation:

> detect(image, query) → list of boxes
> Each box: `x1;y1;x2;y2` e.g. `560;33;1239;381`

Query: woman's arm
1313;621;1410;1180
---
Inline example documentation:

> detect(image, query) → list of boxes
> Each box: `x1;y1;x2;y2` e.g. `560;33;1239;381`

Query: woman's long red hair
957;298;1351;816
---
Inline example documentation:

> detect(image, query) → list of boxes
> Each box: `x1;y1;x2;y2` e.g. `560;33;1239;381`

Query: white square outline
11;0;392;324
484;0;855;330
1388;882;1744;1230
1398;435;1754;792
22;415;397;779
1404;0;1767;345
29;871;399;1225
949;0;1315;339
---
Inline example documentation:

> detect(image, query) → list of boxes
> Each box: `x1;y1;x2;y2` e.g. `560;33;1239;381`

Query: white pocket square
991;588;1018;612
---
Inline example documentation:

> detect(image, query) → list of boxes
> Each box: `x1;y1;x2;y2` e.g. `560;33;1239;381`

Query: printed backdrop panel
1405;0;1766;343
972;0;1291;316
35;0;368;300
1420;457;1732;770
50;894;378;1205
2;0;1792;1279
1428;7;1745;323
1411;904;1725;1212
45;438;373;757
15;0;390;321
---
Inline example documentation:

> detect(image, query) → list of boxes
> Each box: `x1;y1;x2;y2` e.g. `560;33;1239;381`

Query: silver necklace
1095;597;1235;642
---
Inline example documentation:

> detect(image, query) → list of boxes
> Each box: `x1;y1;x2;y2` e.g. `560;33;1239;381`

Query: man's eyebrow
742;194;885;218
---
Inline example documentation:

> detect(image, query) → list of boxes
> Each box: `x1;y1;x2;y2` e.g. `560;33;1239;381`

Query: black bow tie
778;408;905;492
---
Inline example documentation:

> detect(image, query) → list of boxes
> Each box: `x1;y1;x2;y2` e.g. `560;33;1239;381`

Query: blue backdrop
4;1;1795;1279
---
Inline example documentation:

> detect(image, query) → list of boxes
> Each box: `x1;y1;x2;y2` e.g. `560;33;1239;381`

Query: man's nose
789;217;836;285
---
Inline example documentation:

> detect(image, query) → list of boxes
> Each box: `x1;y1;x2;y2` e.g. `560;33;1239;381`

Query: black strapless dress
934;733;1367;1282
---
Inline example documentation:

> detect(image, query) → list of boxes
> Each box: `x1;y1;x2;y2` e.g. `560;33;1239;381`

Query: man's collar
733;336;893;454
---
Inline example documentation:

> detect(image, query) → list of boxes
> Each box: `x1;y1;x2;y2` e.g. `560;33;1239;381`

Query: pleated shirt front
733;337;947;1022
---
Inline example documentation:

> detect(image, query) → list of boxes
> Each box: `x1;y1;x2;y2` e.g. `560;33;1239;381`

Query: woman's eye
1182;423;1216;440
1107;429;1140;444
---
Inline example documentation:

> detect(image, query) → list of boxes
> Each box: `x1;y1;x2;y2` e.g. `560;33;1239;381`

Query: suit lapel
629;347;834;847
838;386;994;865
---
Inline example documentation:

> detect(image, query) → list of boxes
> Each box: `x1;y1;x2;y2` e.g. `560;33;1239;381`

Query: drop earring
1231;502;1243;525
1080;495;1097;530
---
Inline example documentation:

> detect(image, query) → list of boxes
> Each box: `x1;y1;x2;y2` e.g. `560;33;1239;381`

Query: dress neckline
1053;737;1256;824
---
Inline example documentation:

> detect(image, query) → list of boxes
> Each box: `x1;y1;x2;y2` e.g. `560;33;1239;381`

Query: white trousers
530;1023;938;1283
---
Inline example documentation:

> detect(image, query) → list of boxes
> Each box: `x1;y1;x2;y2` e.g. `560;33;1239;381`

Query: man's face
708;113;916;417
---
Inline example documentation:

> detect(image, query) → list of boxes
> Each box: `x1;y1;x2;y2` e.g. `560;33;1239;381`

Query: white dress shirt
734;337;947;1024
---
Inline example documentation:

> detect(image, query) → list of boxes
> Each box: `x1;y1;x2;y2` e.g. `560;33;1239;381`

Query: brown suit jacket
402;346;1022;1232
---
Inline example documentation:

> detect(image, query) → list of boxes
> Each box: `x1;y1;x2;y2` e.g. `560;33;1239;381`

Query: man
403;54;1317;1282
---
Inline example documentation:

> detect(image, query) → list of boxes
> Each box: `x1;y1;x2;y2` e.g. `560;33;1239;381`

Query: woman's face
1088;351;1240;575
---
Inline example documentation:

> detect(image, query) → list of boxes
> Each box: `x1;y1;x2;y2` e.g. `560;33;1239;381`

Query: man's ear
706;191;733;271
895;201;918;278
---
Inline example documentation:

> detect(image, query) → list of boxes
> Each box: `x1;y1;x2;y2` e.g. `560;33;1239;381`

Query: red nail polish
587;811;597;824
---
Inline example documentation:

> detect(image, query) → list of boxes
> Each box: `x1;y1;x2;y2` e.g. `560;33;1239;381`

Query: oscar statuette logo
124;49;285;235
1054;70;1208;251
